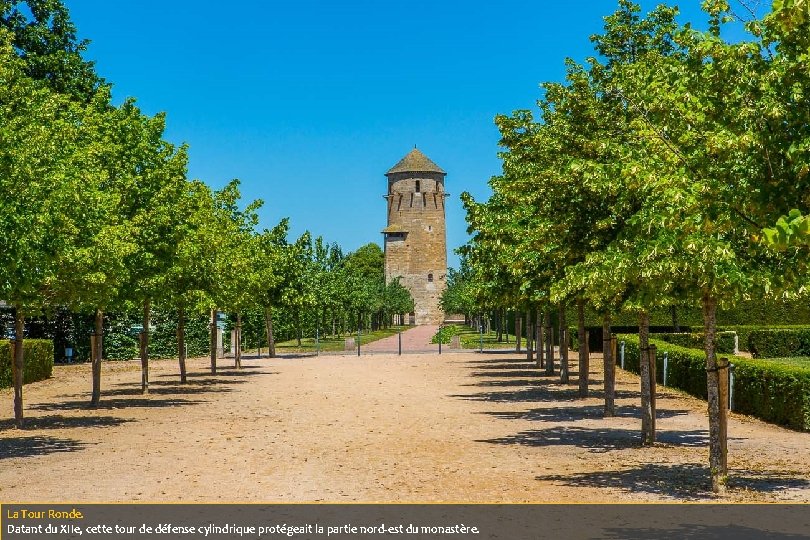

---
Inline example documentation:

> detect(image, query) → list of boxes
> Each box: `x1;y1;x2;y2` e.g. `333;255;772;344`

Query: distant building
383;148;448;325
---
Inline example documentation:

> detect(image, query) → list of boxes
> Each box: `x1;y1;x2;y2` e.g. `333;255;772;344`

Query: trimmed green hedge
746;328;810;358
654;331;736;354
0;339;54;388
619;334;810;431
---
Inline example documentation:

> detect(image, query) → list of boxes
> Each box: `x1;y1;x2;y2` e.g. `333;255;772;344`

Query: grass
267;326;410;354
433;323;517;350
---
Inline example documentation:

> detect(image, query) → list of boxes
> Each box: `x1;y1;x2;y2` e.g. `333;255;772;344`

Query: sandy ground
1;345;809;503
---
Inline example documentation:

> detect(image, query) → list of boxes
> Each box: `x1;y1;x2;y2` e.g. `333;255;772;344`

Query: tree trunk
536;310;544;369
703;292;726;494
178;306;187;383
577;299;588;398
264;307;276;358
235;311;242;369
559;304;569;383
140;299;150;394
639;310;654;445
90;308;103;407
294;310;302;347
545;309;554;376
515;313;522;352
525;310;533;363
602;313;614;417
12;307;24;428
210;309;217;375
671;305;680;332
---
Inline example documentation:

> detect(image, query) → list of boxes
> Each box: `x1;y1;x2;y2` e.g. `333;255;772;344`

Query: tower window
428;273;434;282
415;180;421;193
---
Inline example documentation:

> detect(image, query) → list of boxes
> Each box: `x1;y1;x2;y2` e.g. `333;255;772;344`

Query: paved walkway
362;325;440;353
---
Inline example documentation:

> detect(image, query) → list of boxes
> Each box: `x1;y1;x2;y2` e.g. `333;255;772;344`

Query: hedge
654;331;736;354
746;328;810;359
619;334;810;432
0;339;54;388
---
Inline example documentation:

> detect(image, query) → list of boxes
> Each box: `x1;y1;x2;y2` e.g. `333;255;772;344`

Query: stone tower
383;148;448;325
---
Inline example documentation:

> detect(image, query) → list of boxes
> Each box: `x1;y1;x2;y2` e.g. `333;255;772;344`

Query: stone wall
384;171;447;325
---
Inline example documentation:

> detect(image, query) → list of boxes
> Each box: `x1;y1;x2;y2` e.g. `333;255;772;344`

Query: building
383;148;448;325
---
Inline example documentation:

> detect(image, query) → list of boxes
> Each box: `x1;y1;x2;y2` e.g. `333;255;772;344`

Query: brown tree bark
12;307;24;427
525;310;533;363
559;304;569;383
140;299;150;394
602;313;615;417
90;308;103;408
545;310;554;376
210;309;217;375
639;310;654;444
577;299;588;398
536;309;544;369
703;292;727;494
235;312;242;369
515;313;522;352
265;307;276;358
178;306;187;383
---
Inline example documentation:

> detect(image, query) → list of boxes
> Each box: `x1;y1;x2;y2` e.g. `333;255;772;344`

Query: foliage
655;332;737;355
0;339;53;387
621;334;810;431
747;328;810;358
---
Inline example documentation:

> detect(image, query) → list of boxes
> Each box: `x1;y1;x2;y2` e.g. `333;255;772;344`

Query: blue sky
66;1;731;267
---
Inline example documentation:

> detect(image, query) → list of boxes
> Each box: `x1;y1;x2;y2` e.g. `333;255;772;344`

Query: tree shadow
450;386;582;403
0;415;131;431
603;524;809;540
30;397;205;411
464;379;550;388
482;405;689;422
0;436;87;459
135;378;249;387
156;369;275;379
451;385;638;403
470;370;548;378
98;386;234;397
478;426;709;451
466;362;544;370
536;463;810;500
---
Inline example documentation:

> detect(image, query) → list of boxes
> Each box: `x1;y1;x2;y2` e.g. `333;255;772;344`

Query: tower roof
386;148;446;175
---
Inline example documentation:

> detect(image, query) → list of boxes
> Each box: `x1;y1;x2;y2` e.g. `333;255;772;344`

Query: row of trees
458;0;810;493
0;1;412;428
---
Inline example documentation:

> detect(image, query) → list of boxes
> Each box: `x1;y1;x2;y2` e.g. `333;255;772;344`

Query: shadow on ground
30;397;205;411
536;462;810;500
0;436;87;459
478;426;708;451
482;405;689;422
0;415;131;431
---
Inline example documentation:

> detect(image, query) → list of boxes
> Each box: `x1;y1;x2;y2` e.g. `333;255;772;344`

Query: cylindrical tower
383;148;448;325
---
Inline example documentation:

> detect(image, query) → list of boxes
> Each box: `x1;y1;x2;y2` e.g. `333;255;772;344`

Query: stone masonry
383;148;447;325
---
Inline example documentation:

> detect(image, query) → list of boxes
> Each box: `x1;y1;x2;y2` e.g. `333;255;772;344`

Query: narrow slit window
428;273;434;282
415;180;421;193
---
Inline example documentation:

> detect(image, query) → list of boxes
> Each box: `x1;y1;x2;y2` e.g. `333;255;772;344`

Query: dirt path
1;350;809;502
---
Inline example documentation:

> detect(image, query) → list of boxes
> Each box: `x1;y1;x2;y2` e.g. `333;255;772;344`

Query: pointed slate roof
386;148;446;175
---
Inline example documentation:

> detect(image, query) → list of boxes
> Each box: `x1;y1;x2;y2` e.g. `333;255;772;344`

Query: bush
432;325;460;344
654;331;736;354
0;339;54;388
619;334;810;431
747;328;810;358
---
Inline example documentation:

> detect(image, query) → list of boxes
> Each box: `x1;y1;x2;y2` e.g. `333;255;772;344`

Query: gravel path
1;349;809;502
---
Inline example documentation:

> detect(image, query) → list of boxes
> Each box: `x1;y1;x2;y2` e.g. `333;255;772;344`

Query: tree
0;0;101;99
0;30;83;424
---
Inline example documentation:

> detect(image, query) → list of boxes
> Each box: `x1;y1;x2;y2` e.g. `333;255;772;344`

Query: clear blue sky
66;1;731;267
